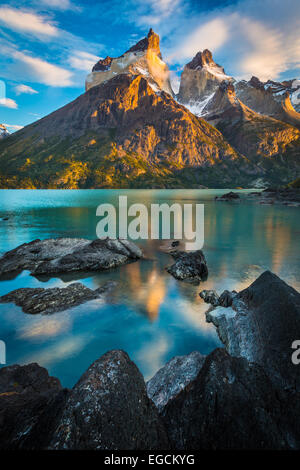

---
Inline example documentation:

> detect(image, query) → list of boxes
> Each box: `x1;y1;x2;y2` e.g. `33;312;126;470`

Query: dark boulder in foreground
162;348;300;450
50;350;169;450
0;363;69;450
0;281;116;315
166;250;208;283
0;238;143;277
206;271;300;391
147;351;206;412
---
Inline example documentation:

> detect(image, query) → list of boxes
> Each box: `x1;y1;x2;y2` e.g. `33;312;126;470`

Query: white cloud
135;0;181;26
169;18;229;63
237;17;284;80
0;98;18;109
68;50;101;71
3;123;24;131
165;0;300;81
13;51;73;87
15;84;39;95
0;7;58;37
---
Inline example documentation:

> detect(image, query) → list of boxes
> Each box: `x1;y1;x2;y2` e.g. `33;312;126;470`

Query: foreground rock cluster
0;270;300;450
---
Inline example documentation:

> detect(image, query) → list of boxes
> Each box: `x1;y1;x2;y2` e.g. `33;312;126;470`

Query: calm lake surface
0;189;299;387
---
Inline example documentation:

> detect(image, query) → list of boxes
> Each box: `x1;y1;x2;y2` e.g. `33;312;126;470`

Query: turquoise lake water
0;189;299;387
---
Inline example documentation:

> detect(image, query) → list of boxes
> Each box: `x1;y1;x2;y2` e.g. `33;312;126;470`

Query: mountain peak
125;28;161;58
186;50;215;70
86;29;172;96
249;76;265;90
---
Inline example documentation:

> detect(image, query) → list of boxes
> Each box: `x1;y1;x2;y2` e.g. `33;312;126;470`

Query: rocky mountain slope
201;81;300;181
0;30;299;188
0;67;256;189
235;76;300;127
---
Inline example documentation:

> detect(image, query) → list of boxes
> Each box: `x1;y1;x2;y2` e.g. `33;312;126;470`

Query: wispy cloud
38;0;80;11
168;18;229;63
0;7;59;38
68;50;100;71
15;84;39;95
0;97;18;109
165;0;300;81
13;51;73;86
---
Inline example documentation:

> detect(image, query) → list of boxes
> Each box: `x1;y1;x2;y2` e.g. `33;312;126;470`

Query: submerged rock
0;238;143;277
162;348;300;450
147;351;206;412
0;363;68;450
50;350;169;450
0;281;116;315
166;250;208;283
206;271;300;391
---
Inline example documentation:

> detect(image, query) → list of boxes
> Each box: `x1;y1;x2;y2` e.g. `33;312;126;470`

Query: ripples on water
0;189;299;387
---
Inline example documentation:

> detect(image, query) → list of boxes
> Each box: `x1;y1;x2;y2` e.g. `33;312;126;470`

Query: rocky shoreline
0;267;300;450
247;187;300;206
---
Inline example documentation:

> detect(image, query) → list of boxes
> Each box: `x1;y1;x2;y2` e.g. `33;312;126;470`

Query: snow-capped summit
235;76;300;127
177;49;233;116
86;28;173;96
0;124;9;140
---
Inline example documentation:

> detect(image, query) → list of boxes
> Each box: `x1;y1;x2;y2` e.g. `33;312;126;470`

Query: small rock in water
199;289;219;306
166;250;208;283
215;191;240;201
0;281;116;315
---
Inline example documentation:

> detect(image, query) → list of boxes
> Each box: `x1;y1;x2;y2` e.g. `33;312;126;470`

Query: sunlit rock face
235;76;300;128
85;28;173;96
0;124;9;140
177;50;233;116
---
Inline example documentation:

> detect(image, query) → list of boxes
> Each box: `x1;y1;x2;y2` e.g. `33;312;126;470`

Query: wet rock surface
147;352;206;412
205;271;300;391
200;288;236;307
166;250;208;283
199;289;219;306
248;187;300;206
50;350;169;450
215;191;240;201
161;348;300;450
0;281;116;314
0;238;143;277
0;363;68;450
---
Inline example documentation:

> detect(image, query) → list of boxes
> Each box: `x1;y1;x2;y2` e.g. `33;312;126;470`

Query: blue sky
0;0;299;132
